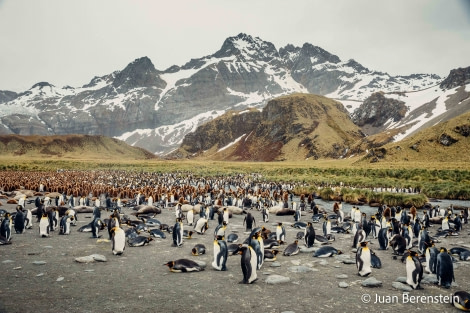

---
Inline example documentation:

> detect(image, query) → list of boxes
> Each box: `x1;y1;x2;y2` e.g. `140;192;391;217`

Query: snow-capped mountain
0;33;459;155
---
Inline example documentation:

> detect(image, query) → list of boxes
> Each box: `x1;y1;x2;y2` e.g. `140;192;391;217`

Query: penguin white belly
357;248;371;276
442;220;449;231
187;211;194;226
212;242;221;270
39;218;49;237
424;250;431;274
248;246;258;283
112;228;126;255
25;210;33;229
406;258;418;289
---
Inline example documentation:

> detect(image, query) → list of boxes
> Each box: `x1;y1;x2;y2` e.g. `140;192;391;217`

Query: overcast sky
1;0;469;92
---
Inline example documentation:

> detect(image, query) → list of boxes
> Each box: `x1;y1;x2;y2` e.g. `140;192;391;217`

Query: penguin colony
1;170;470;311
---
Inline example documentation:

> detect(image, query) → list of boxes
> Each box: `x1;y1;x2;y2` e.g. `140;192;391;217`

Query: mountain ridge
0;32;466;156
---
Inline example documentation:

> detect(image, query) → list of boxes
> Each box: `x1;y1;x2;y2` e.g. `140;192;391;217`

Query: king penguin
111;226;126;255
172;218;184;247
14;206;26;234
356;241;372;277
406;250;423;289
436;247;455;289
0;213;13;241
39;212;50;237
243;212;256;232
59;215;73;235
276;222;286;242
212;239;228;271
304;222;316;248
239;245;258;284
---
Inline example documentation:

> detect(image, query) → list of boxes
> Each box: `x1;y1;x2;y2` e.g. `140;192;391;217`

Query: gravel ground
0;198;468;313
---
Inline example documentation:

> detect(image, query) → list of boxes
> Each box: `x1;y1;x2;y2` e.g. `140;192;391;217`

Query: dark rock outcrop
440;67;470;89
352;92;407;127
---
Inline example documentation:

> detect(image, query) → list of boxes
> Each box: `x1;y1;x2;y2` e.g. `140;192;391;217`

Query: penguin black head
359;242;368;248
164;261;174;268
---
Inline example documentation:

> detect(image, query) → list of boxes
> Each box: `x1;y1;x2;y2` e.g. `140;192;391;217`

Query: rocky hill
0;135;156;160
0;33;448;155
172;94;364;161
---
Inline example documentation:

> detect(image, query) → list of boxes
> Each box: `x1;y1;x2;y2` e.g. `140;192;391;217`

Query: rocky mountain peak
30;82;55;89
299;43;341;64
440;66;470;89
112;56;165;91
345;59;369;73
0;90;18;104
213;33;278;60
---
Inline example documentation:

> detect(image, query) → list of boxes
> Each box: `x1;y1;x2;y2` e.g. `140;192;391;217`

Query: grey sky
1;0;469;92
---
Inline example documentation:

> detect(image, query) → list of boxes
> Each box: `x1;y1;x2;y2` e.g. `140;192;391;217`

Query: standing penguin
436;247;455;289
91;218;104;238
405;250;423;289
294;209;301;222
59;215;73;235
322;215;331;237
172;218;184;247
243;212;256;232
48;208;60;231
24;208;33;229
238;245;258;284
14;206;26;234
186;208;194;226
0;213;13;241
249;234;263;270
442;215;450;231
417;228;431;255
377;227;390;250
212;239;228;271
107;215;120;240
175;204;183;220
352;227;366;249
304;222;316;248
110;226;126;255
214;221;227;240
65;209;77;226
389;234;407;255
223;208;230;225
256;232;264;268
453;214;463;232
424;243;439;274
208;205;216;220
276;222;286;242
39;212;50;237
262;206;269;223
402;224;413;249
356;241;372;277
422;210;431;228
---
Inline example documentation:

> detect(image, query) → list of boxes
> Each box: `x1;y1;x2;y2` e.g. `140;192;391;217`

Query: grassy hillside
0;134;156;161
